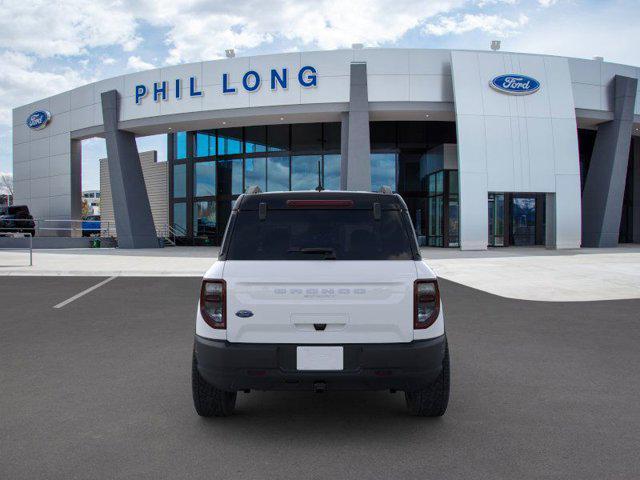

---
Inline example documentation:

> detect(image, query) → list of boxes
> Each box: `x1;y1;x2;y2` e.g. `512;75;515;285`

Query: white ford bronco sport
192;190;450;417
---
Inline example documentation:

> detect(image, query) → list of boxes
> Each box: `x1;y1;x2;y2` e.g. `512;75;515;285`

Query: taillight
200;279;226;329
414;279;440;329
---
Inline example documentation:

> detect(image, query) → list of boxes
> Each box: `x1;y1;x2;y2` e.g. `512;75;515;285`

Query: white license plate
296;346;344;371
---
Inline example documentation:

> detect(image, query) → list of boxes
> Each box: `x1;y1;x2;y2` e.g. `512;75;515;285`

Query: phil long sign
490;74;540;95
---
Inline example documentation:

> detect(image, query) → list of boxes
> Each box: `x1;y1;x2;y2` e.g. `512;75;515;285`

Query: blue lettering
175;79;181;99
298;66;317;87
270;68;287;90
189;76;202;97
135;84;148;104
222;73;236;93
153;81;167;102
242;70;261;92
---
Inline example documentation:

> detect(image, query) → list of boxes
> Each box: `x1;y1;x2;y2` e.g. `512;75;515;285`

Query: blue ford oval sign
235;310;254;318
490;74;540;95
26;110;52;130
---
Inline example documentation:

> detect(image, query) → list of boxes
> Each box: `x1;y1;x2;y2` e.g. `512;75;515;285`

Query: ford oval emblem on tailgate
236;310;254;318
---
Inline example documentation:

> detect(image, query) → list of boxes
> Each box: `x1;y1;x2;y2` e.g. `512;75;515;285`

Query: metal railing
0;231;33;266
157;223;190;246
0;218;115;237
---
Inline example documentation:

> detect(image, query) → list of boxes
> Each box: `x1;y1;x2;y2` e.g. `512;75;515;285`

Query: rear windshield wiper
287;247;337;260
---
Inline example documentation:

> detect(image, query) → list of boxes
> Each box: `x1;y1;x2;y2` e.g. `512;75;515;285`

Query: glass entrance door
510;196;537;246
488;193;505;246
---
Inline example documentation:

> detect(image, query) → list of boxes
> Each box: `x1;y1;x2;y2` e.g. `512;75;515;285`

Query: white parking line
53;276;118;309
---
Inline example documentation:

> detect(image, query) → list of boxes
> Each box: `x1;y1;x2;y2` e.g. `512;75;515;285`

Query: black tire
405;341;450;417
192;353;237;417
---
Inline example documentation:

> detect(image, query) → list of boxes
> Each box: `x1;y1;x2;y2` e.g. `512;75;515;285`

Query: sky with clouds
0;0;638;192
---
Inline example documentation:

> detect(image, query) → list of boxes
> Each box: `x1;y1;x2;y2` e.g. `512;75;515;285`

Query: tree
82;199;91;217
0;173;13;207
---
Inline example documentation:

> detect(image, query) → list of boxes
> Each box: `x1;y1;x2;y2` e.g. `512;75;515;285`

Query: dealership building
11;48;640;249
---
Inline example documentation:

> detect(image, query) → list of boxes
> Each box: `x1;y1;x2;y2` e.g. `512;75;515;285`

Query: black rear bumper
194;334;447;392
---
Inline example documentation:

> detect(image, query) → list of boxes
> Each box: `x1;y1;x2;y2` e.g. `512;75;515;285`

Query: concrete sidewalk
1;245;639;301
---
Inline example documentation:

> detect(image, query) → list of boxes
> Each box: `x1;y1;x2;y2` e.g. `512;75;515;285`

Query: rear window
225;209;416;260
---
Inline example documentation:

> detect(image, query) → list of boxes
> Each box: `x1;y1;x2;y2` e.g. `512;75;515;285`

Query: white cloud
126;56;156;72
133;0;466;64
102;57;117;65
0;51;86;124
424;13;529;36
0;0;141;58
538;0;558;6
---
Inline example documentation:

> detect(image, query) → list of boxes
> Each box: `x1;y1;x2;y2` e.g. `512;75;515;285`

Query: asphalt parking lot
1;276;639;479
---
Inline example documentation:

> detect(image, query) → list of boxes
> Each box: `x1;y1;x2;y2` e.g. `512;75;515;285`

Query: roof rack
245;185;263;195
378;185;393;194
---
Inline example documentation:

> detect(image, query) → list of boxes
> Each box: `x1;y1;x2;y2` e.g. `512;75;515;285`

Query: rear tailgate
224;260;417;344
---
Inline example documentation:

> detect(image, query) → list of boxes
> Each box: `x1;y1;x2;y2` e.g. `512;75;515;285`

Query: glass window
194;200;216;237
267;124;289;151
323;154;341;190
371;153;397;192
292;123;322;151
245;126;267;153
173;202;187;234
267;156;290;191
449;170;458;195
226;210;415;261
173;163;186;198
323;123;341;151
194;161;216;197
244;157;266;192
291;155;321;190
218;159;243;195
217;128;243;155
175;132;187;160
195;131;215;157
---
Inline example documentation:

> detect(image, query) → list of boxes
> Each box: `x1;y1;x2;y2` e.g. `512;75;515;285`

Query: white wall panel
455;114;487;173
569;58;601;85
572;83;601;110
29;196;50;219
202;83;250;110
368;75;409;102
13;180;30;201
301;50;353;77
49;174;71;196
29;177;50;199
354;48;409;75
301;76;349;104
49;92;71;115
13;123;30;144
29;137;50;160
48;110;70;137
69;104;97;130
526;117;556;192
202;57;249;87
29;157;50;179
484;116;514;191
13;142;29;164
50;133;70;156
409;75;453;102
409;50;451;75
93;76;125;104
49;153;71;177
69;84;94;110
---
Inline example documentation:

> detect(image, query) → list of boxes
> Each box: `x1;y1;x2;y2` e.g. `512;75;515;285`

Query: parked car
82;215;101;237
192;189;449;417
0;205;35;236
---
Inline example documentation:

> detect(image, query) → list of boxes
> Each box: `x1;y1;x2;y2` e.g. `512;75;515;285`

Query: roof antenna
315;160;324;191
